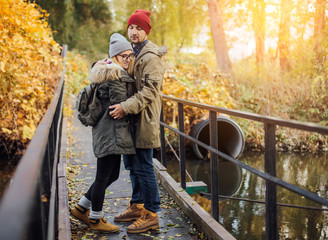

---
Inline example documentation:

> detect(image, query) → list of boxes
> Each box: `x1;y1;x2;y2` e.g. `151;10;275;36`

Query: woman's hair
112;56;135;77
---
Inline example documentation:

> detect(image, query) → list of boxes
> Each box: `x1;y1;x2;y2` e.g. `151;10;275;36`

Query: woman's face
116;50;134;70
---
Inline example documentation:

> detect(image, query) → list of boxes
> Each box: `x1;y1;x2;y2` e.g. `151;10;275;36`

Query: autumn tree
34;0;113;60
110;0;207;51
207;0;233;74
314;0;326;61
0;0;62;162
32;0;69;43
293;0;309;41
277;0;293;71
251;0;266;66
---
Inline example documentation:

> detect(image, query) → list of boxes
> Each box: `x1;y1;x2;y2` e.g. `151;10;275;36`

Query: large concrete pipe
190;116;245;159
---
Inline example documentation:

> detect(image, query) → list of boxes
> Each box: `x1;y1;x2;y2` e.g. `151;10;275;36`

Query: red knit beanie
127;9;152;35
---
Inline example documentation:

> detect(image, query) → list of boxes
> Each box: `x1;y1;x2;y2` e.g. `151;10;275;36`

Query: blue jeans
123;148;161;213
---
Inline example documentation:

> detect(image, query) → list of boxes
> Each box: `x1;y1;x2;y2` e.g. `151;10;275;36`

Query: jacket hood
89;61;124;84
158;46;168;57
138;41;168;59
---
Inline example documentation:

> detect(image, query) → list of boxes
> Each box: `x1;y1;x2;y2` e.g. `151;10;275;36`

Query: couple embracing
71;9;166;234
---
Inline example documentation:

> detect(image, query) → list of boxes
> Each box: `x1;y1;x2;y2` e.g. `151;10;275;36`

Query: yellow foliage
64;51;90;96
0;0;62;153
163;58;235;135
63;51;90;117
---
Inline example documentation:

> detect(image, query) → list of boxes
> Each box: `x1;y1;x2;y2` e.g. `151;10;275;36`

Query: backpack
75;83;103;127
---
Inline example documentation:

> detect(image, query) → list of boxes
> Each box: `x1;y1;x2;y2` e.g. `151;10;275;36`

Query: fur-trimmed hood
89;61;124;84
157;46;168;57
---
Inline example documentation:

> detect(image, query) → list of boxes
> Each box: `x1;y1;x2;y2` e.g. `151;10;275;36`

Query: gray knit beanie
109;33;132;58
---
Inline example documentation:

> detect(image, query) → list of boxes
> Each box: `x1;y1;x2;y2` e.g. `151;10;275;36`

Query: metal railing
160;94;328;240
0;45;67;240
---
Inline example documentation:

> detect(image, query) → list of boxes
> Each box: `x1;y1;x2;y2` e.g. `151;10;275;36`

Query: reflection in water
165;152;328;239
196;160;242;197
180;158;243;197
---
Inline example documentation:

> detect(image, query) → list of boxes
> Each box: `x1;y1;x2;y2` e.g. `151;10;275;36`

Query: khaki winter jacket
89;61;136;157
121;41;166;149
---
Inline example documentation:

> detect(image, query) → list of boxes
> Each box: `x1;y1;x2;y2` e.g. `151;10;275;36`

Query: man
109;9;166;234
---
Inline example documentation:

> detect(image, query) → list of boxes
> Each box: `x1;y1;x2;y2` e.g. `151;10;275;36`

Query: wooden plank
57;118;71;240
57;171;71;240
153;159;236;240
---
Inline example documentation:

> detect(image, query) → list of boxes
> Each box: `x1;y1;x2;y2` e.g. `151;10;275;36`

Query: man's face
128;24;148;44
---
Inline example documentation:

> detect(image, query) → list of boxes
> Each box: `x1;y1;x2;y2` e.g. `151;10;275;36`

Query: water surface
165;152;328;239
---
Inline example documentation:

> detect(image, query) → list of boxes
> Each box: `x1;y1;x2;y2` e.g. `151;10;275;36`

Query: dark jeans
85;154;121;211
123;148;161;213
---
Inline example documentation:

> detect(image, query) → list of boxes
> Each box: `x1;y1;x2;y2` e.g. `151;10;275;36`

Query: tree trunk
252;0;266;66
207;0;233;75
278;0;292;72
314;0;325;60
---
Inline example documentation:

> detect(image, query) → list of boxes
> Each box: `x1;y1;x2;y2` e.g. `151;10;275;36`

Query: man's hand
109;104;126;119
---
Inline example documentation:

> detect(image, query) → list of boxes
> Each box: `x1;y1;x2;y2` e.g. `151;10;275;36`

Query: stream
165;151;328;239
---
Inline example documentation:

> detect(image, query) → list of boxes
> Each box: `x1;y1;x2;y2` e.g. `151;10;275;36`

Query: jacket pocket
145;107;152;122
114;121;134;148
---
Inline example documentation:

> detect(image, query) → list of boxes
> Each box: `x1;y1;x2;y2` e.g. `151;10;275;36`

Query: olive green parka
121;41;167;149
89;62;136;157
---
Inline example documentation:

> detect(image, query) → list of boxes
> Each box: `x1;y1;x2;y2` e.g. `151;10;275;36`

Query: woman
71;33;136;233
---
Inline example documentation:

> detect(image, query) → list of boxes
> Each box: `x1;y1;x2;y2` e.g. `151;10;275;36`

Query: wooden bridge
0;46;327;240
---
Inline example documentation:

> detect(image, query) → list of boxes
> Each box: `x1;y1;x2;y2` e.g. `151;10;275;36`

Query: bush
163;55;235;145
0;0;62;161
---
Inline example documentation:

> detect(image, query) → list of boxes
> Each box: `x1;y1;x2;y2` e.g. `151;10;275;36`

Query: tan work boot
127;208;159;233
90;218;120;233
71;204;90;225
114;203;144;222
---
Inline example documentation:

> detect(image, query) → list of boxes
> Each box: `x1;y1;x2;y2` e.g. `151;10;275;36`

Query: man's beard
130;35;140;44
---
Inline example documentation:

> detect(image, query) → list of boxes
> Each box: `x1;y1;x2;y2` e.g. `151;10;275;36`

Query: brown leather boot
71;204;90;225
90;218;120;233
114;203;144;222
126;208;159;233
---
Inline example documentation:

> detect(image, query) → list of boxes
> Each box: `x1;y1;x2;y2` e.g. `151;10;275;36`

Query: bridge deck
64;114;200;240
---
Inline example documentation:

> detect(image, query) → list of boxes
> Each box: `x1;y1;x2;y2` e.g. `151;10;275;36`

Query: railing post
209;111;219;221
264;122;277;240
61;44;67;58
178;103;186;189
160;103;167;167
